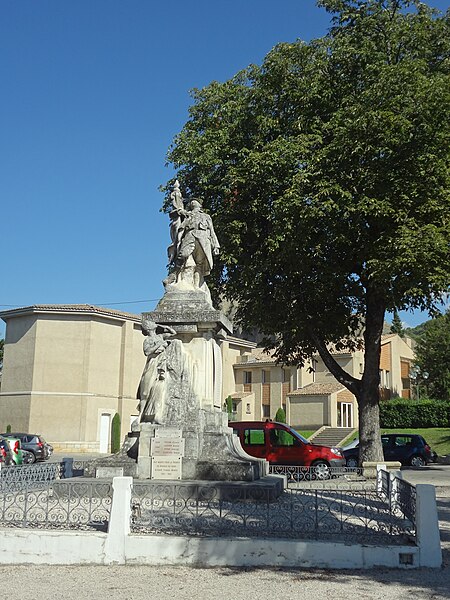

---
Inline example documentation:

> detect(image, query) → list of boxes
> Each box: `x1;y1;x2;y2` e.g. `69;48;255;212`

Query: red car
232;421;345;469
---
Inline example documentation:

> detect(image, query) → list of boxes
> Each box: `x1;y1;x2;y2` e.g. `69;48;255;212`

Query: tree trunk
357;287;385;464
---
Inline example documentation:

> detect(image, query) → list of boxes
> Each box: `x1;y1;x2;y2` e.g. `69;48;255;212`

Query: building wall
1;314;37;394
314;355;354;383
386;336;414;398
289;395;328;429
0;308;146;451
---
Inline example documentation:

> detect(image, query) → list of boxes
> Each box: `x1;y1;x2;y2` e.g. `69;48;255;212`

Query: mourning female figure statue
137;318;176;424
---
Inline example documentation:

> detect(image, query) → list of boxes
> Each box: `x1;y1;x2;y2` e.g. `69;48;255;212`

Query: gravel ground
1;490;449;600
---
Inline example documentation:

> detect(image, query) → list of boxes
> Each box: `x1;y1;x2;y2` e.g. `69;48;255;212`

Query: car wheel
27;452;37;464
311;460;331;480
346;457;358;469
410;455;426;467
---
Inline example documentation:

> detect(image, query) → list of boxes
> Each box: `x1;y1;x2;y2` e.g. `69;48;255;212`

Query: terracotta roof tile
0;304;142;323
289;382;345;396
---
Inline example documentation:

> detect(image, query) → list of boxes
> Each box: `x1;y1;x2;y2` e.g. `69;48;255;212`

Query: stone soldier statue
165;181;220;293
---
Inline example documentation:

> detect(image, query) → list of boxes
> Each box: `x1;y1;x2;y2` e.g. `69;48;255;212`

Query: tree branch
307;327;362;398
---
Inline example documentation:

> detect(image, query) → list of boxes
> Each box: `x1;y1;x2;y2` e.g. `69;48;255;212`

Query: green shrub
225;395;233;415
275;407;286;423
6;424;11;434
380;399;450;428
111;413;121;454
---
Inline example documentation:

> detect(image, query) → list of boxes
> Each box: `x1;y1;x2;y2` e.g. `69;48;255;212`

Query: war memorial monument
94;181;271;487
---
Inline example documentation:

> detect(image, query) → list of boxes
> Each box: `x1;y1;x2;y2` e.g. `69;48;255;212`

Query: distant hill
404;320;432;342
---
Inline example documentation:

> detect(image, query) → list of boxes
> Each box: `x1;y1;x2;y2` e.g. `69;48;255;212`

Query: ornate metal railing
0;463;64;492
379;467;390;496
0;480;112;530
130;482;415;543
61;458;96;478
392;477;416;523
269;464;365;486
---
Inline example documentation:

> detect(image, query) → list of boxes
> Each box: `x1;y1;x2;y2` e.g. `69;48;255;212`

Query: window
262;405;270;418
386;370;391;389
246;403;251;414
311;359;318;383
243;371;252;385
395;436;412;447
243;429;265;445
269;429;297;447
262;369;270;384
283;369;290;383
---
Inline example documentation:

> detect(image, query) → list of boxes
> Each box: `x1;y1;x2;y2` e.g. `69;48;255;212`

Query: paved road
401;464;450;489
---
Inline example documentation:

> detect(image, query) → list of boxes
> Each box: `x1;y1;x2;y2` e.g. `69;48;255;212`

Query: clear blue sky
1;0;448;338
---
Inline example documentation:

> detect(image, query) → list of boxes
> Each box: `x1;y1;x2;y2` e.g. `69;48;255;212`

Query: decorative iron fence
130;482;415;544
377;471;416;525
379;467;390;496
392;477;416;523
0;479;112;531
0;462;64;492
269;464;366;486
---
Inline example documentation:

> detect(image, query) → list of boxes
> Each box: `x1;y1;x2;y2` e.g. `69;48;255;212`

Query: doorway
99;413;111;453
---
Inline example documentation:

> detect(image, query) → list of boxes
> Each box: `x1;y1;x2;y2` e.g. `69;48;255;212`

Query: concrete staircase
309;427;356;447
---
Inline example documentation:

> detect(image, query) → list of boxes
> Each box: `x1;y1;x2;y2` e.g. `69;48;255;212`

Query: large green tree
165;0;450;463
414;310;450;400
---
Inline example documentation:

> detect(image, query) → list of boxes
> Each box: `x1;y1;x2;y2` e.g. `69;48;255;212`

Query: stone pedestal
136;408;266;482
132;288;267;481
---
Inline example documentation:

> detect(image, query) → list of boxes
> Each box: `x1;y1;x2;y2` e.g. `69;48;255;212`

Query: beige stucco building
231;334;414;430
0;305;146;452
0;304;414;451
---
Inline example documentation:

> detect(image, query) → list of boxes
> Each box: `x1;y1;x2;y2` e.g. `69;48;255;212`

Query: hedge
380;399;450;429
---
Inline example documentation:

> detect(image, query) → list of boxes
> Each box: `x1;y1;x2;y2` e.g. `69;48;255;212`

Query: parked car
231;421;345;476
0;433;49;463
0;436;14;466
2;436;23;465
21;449;36;464
342;433;435;468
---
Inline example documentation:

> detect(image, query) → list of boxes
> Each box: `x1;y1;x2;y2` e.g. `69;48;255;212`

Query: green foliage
225;395;233;414
404;319;432;342
390;310;404;337
275;407;286;423
414;311;450;400
6;424;11;434
165;0;450;462
380;398;450;428
111;413;121;454
274;407;290;444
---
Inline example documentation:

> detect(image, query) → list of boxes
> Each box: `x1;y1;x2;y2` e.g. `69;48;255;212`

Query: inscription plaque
151;428;184;479
151;456;182;480
155;428;183;438
151;437;185;456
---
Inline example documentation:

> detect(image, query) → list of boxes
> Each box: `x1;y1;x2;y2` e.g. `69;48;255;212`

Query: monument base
135;410;267;482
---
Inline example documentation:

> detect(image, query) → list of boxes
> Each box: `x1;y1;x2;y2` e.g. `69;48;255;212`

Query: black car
1;433;49;463
342;433;435;468
0;436;13;466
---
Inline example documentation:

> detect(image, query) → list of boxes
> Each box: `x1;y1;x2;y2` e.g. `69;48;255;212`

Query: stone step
310;428;356;447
